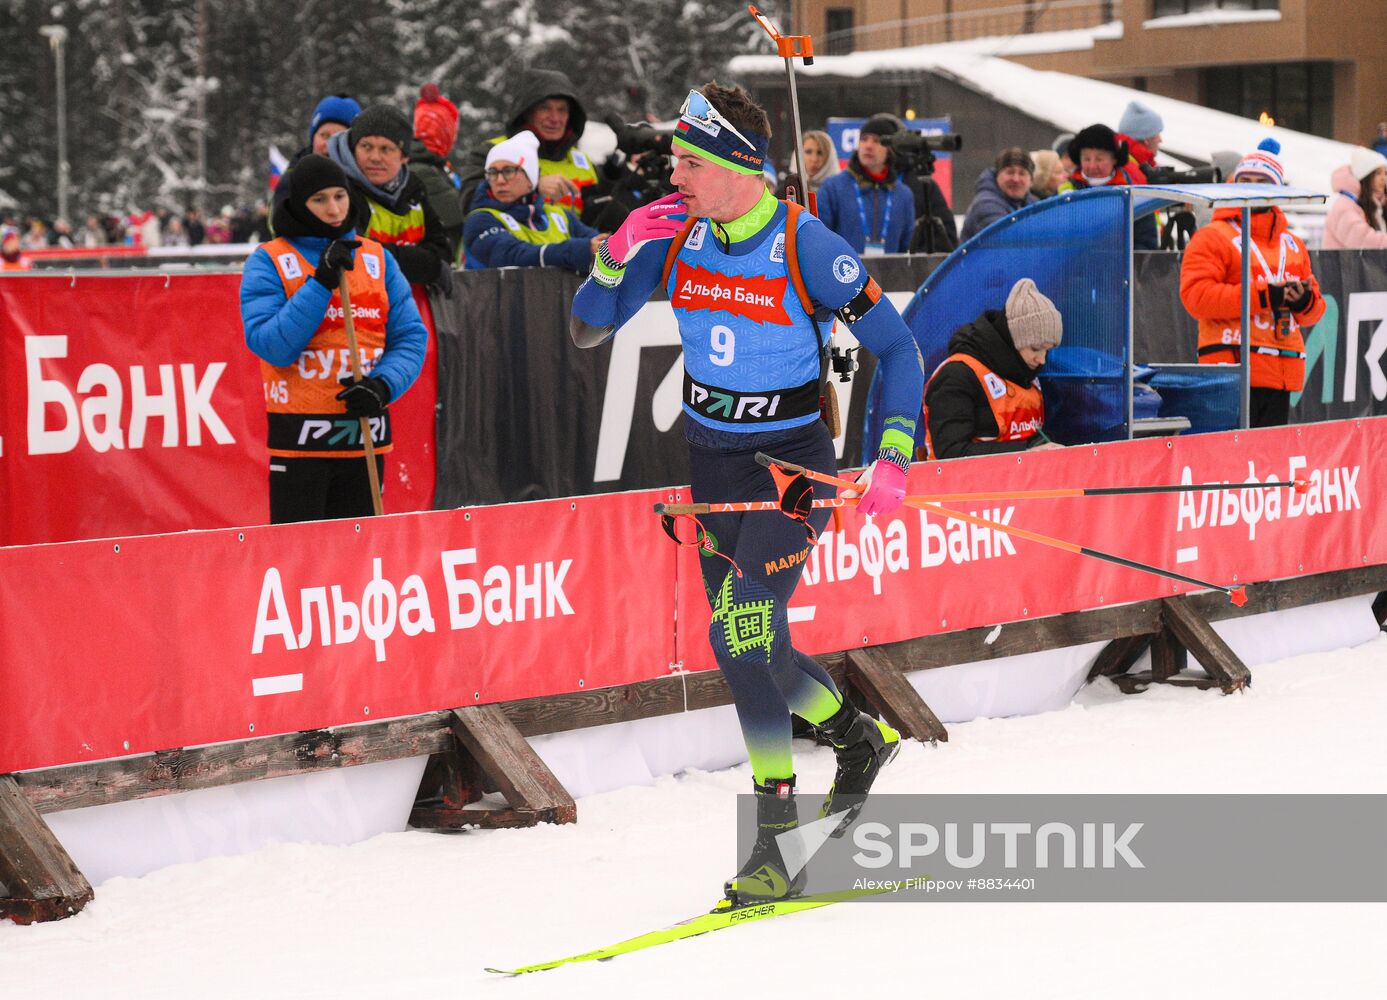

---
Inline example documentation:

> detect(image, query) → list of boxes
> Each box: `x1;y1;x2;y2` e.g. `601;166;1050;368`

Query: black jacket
924;310;1044;459
408;138;466;256
458;69;588;212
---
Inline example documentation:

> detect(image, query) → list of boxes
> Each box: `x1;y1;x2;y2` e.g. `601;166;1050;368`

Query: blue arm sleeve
570;238;669;333
797;220;924;450
240;247;332;367
372;251;428;400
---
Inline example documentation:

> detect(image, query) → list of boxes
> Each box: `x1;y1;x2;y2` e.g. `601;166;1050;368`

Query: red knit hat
414;83;459;158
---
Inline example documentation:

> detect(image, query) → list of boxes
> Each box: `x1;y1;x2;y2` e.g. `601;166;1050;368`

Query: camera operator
885;125;960;254
580;116;676;233
816;114;916;255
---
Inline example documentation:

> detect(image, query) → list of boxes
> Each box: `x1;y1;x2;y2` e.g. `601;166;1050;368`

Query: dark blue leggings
687;419;844;782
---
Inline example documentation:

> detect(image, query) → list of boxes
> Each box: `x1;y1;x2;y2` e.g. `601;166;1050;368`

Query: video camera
884;130;963;176
1144;164;1223;185
606;114;674;159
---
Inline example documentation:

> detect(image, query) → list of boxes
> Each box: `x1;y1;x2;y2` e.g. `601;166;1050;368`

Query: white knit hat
1349;145;1387;181
1005;278;1063;352
486;129;541;188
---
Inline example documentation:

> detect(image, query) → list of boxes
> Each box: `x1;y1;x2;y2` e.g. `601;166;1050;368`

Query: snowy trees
2;0;775;217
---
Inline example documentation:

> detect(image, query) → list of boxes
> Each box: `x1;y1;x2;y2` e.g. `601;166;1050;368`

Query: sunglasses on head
485;165;525;181
680;90;756;151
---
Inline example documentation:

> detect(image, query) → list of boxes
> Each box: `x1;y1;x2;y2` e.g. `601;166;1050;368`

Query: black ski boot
723;776;806;907
817;700;900;832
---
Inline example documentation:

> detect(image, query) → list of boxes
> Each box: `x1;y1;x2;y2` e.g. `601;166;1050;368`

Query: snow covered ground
4;633;1384;999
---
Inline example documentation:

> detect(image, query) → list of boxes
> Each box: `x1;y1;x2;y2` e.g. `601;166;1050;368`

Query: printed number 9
710;325;735;367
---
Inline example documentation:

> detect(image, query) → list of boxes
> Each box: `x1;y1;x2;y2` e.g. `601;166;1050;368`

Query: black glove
1284;281;1313;313
335;374;391;417
431;258;455;299
312;239;362;291
1263;282;1287;312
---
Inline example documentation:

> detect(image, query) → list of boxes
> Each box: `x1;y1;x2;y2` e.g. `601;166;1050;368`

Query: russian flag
268;145;289;191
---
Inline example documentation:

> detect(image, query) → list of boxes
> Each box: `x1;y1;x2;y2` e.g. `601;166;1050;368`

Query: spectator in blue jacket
816;114;915;255
462;130;603;270
960;147;1039;242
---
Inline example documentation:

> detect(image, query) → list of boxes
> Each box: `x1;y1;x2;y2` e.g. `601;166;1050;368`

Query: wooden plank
1149;629;1189;683
1187;564;1387;623
845;648;948;743
1112;672;1223;695
1161;597;1251;693
449;707;575;825
17;714;452;815
875;601;1165;674
0;776;92;924
1086;634;1155;682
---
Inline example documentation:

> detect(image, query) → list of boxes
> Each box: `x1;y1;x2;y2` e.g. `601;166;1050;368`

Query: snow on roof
730;43;1360;197
1142;8;1281;30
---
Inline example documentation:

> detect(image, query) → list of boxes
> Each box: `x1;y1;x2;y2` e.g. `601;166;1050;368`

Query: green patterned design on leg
711;572;776;661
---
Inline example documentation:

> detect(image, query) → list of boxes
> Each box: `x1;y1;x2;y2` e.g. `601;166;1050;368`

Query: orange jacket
1179;206;1325;392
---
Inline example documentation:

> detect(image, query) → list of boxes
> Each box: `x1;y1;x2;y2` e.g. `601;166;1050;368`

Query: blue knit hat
1118;100;1164;141
308;94;361;145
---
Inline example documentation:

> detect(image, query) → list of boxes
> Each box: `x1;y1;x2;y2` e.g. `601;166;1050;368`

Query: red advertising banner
0;491;676;774
1;420;1382;776
674;420;1387;671
0;274;437;546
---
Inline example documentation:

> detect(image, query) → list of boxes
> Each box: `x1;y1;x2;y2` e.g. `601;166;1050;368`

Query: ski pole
900;479;1305;504
755;453;1249;606
749;5;813;209
654;498;858;516
339;274;384;517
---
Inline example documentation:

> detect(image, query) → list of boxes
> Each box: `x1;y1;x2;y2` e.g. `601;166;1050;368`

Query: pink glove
851;459;908;517
604;192;686;263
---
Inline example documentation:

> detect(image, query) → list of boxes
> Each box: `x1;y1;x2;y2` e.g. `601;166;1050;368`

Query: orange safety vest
260;236;394;458
923;353;1044;459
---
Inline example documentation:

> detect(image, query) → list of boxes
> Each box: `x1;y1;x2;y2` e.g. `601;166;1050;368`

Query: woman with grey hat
922;278;1065;459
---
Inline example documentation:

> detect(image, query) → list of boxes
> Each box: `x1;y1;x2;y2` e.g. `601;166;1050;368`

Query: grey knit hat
1005;278;1063;351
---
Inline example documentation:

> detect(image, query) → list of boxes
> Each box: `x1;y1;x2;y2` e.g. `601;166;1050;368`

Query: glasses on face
485;166;525;181
680;90;756;151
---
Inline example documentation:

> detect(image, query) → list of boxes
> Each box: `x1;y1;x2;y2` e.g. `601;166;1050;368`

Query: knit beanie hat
1232;137;1285;185
1210;150;1242;182
1118;100;1164;141
1349;145;1387;180
414;83;460;158
349;105;412;153
1051;132;1075;156
487;130;541;189
1068;124;1128;167
308;94;360;146
995;147;1034;174
274;154;357;240
860;113;902;139
1005;278;1063;352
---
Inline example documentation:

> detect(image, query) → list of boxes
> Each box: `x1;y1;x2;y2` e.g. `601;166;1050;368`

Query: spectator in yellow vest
462;131;603;270
324;104;454;295
458;70;598;215
923;278;1065;459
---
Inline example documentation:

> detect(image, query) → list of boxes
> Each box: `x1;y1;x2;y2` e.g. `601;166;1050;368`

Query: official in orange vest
1180;139;1326;427
240;154;427;523
923;277;1066;459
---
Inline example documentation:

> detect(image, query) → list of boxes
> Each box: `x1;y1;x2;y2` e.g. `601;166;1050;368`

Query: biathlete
570;83;925;905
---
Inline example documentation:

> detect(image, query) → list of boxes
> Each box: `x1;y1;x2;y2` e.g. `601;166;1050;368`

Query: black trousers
1249;388;1291;428
269;455;385;524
